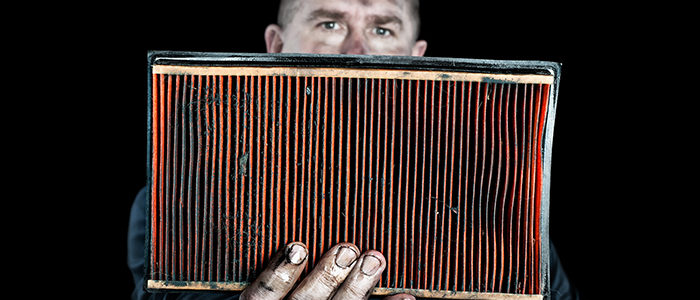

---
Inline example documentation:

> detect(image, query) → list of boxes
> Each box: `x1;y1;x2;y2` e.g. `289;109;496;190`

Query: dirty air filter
145;51;561;299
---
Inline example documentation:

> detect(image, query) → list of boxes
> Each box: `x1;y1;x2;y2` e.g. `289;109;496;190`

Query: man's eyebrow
368;14;403;26
306;9;347;21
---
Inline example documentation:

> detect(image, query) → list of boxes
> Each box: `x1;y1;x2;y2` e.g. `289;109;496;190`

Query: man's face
266;0;427;56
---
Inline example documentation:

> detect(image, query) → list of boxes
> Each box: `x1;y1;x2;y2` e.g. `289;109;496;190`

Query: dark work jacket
128;187;579;299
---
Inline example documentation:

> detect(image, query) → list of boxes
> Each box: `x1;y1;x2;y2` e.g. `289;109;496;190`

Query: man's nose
340;31;368;55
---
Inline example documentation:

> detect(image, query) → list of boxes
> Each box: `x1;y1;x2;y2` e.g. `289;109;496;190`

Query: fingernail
335;246;358;268
360;255;381;275
286;244;307;265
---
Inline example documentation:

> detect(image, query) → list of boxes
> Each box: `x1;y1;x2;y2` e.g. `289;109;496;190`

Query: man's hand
240;242;415;300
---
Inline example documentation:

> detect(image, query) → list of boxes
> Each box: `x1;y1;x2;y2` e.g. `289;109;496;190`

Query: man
129;0;578;299
263;0;426;56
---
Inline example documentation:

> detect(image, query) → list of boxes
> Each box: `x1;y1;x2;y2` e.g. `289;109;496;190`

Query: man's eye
321;22;338;30
373;27;392;36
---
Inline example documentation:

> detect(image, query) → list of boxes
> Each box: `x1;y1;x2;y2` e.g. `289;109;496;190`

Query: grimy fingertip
240;242;308;300
331;251;387;300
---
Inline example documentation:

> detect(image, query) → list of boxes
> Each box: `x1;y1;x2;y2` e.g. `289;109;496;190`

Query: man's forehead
297;0;408;16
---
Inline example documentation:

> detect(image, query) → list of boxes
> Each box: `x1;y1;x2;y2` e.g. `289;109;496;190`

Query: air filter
145;52;560;299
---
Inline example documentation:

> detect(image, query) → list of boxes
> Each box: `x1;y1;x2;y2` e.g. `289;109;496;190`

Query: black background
36;1;686;299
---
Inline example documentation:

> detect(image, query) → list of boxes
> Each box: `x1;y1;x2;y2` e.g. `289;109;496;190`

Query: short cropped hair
277;0;421;40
